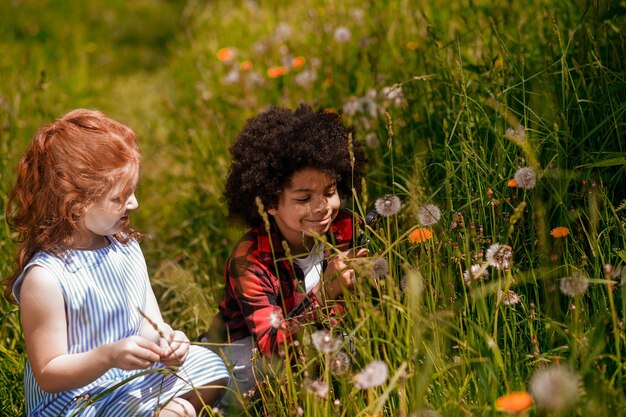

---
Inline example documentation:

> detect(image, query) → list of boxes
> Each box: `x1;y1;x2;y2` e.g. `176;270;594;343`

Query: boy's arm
21;266;162;393
230;262;302;356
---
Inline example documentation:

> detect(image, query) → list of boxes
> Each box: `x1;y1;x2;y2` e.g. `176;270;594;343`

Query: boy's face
268;168;340;253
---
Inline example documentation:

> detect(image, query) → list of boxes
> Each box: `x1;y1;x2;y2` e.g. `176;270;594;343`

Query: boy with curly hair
206;103;368;397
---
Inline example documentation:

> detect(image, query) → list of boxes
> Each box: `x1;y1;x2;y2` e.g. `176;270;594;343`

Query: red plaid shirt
217;209;357;357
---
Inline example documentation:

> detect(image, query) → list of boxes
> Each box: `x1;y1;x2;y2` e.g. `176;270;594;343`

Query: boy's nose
313;197;328;213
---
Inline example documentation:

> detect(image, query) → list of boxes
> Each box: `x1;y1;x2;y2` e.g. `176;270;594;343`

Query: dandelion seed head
273;22;292;42
330;351;351;376
294;70;317;87
269;311;281;329
349;8;365;22
486;243;513;271
505;125;527;142
498;289;521;306
559;271;589;296
365;132;380;148
514;166;537;190
462;264;489;287
375;194;402;217
371;257;389;279
418;203;442;226
334;27;352;43
529;365;580;412
604;264;623;280
353;360;388;389
222;69;240;85
302;378;329;399
311;330;341;353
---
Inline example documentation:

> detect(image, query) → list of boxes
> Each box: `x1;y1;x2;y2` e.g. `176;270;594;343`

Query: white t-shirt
293;242;324;293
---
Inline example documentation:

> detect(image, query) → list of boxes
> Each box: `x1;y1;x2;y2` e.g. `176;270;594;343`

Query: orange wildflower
507;179;518;187
550;226;570;238
408;227;433;244
292;56;306;70
267;66;288;78
406;41;419;50
486;188;494;197
495;391;533;413
239;60;253;71
217;47;234;62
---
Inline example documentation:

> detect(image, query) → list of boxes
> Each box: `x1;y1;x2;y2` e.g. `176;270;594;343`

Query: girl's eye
325;189;337;197
295;198;310;203
110;197;122;204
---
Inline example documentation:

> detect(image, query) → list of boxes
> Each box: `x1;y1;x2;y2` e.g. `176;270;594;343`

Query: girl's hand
322;247;369;300
159;330;190;367
108;336;162;370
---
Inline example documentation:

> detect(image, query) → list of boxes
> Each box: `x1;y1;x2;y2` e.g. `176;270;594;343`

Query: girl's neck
69;232;110;251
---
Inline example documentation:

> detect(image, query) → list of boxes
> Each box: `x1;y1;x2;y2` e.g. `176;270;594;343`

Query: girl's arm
20;266;163;393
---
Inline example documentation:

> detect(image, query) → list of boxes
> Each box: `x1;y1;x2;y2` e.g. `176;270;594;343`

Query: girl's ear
267;208;277;216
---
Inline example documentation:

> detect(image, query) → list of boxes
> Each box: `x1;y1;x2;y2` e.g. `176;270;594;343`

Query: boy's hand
159;329;190;367
322;247;369;299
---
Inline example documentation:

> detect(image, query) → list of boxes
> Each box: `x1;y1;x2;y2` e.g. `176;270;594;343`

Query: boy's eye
110;197;122;204
295;197;310;203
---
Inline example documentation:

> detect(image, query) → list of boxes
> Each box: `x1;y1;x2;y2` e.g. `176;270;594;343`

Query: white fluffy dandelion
330;351;351;376
418;203;442;226
353;360;388;389
311;330;342;354
334;27;352;43
370;257;389;279
302;378;329;399
294;70;317;87
514;166;537;190
559;271;589;296
498;289;521;306
505;125;527;142
364;132;380;148
462;264;490;287
375;194;402;217
485;243;513;271
529;365;580;412
269;311;281;329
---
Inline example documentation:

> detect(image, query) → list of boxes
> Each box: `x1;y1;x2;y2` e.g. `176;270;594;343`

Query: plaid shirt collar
255;210;355;265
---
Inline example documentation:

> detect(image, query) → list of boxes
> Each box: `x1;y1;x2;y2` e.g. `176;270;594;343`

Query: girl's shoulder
12;251;65;302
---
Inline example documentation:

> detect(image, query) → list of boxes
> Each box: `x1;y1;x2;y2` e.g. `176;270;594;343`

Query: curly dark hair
224;103;367;228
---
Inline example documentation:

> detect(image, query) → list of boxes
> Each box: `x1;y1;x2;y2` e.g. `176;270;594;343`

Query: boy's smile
268;168;340;254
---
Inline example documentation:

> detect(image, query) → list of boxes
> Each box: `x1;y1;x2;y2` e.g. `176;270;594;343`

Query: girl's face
78;176;139;249
268;168;340;254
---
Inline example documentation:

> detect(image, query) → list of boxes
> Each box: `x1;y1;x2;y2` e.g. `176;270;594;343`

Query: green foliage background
1;0;625;416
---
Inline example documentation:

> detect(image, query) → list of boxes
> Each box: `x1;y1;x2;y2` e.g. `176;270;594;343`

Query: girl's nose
126;193;139;210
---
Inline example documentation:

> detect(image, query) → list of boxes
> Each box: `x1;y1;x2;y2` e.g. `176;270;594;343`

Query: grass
1;0;625;415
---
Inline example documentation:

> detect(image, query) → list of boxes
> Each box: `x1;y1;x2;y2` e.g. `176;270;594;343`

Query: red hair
4;109;141;302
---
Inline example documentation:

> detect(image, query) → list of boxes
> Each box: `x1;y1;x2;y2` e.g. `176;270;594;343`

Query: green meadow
1;0;625;415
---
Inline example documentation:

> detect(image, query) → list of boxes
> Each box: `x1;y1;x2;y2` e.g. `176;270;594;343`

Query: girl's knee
158;397;196;417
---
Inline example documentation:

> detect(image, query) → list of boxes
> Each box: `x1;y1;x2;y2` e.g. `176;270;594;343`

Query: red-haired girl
4;109;229;416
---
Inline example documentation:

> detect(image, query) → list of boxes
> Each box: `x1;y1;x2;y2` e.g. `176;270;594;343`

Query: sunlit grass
1;0;625;416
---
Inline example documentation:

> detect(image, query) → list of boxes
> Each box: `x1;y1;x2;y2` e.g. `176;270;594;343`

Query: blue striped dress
12;237;230;417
